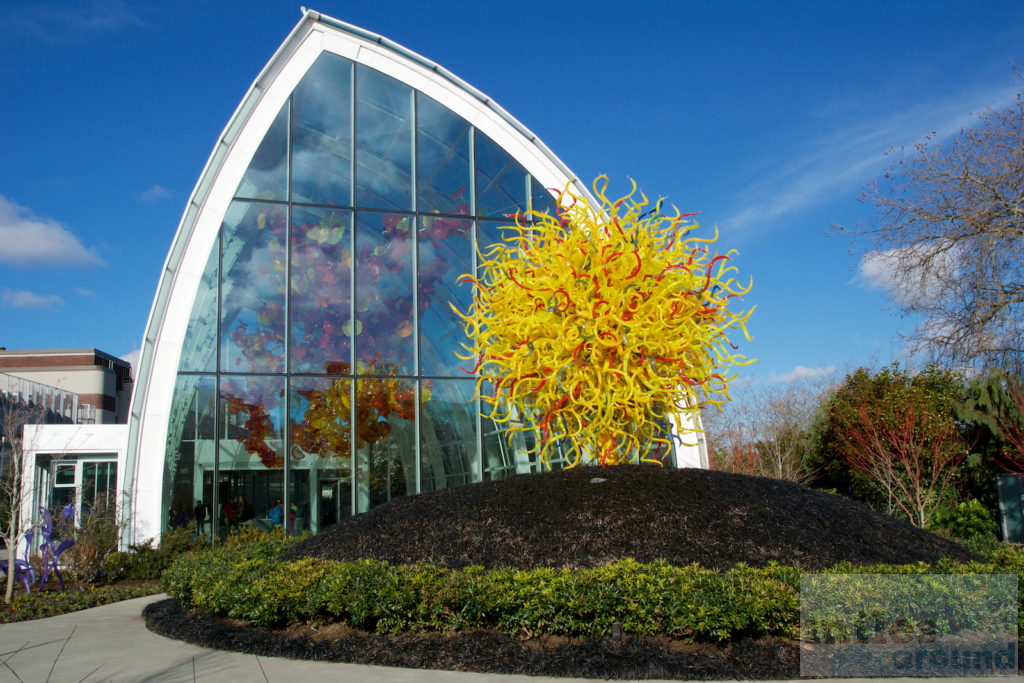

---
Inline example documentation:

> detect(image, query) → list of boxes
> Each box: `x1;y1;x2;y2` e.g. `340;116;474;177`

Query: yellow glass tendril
452;176;754;467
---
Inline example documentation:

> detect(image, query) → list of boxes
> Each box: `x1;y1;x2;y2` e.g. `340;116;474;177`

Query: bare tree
704;378;827;485
844;67;1024;371
1;396;50;603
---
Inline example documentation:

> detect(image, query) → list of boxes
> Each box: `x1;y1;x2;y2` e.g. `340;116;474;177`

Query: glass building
114;11;706;545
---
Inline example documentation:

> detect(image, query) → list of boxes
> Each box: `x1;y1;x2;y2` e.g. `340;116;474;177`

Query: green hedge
163;538;798;641
163;541;1024;641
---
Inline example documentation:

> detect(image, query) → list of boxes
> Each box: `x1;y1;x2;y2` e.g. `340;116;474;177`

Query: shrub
46;500;123;584
163;541;1024;642
930;499;999;541
102;526;303;582
0;584;162;623
101;527;210;581
164;550;803;639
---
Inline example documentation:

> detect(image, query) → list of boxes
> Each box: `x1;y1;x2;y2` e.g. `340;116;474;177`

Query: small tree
829;365;968;527
1;396;49;603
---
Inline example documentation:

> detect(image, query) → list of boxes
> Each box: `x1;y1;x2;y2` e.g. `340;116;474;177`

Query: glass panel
355;212;414;374
354;376;415;512
81;461;116;514
416;93;471;216
475;132;527;218
292;53;353;206
355;65;413;210
51;484;75;510
162;374;216;538
530;177;557;220
54;463;75;486
235;103;288;201
480;383;545;480
420;379;478;492
419;215;473;376
477;219;522;271
83;463;98;511
178;238;219;373
290;377;353;534
219;376;285;535
290;207;352;374
220;202;287;373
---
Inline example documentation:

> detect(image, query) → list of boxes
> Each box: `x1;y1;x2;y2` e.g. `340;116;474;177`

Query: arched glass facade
161;52;578;537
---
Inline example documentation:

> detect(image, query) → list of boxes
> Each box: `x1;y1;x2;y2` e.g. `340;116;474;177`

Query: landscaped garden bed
1;581;162;623
143;465;1023;678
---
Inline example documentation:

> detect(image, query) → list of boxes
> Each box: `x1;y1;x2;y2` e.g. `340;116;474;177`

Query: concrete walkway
0;595;1011;682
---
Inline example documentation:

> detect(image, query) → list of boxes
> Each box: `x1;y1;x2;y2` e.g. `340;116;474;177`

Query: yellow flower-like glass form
452;177;755;468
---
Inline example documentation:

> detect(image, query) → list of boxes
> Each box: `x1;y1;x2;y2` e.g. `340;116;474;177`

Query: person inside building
193;499;208;535
268;499;283;526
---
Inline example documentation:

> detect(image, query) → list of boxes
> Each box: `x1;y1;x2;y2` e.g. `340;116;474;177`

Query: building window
38;455;118;522
163;51;552;540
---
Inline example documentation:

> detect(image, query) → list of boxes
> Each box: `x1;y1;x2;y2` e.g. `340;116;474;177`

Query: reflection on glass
163;375;216;537
81;461;117;512
164;55;613;538
419;215;472;376
417;93;471;216
475;133;527;218
292;53;353;206
355;65;413;210
479;380;561;480
355;212;414;373
220;202;287;373
477;219;522;267
178;240;218;372
219;376;285;534
290;377;353;533
354;375;416;512
420;379;478;492
235;103;288;200
530;177;557;220
291;207;352;373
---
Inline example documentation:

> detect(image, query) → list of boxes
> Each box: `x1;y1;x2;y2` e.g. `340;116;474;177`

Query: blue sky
1;0;1022;384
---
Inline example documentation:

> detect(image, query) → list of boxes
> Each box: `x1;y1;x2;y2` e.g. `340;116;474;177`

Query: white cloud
0;195;103;266
767;365;836;383
723;81;1020;233
120;349;141;371
1;288;64;309
73;287;96;297
856;242;960;308
139;185;172;201
3;1;148;41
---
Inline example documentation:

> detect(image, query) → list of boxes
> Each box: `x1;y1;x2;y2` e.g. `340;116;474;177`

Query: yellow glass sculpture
453;176;754;467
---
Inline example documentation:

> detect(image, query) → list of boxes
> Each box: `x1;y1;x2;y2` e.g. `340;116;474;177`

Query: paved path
0;595;1012;682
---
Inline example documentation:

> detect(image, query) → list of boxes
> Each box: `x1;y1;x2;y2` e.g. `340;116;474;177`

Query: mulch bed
283;465;976;570
150;465;982;678
143;597;802;679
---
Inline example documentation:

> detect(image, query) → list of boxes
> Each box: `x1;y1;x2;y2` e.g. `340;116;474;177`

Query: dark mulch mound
143;598;801;680
155;466;979;678
283;465;975;569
